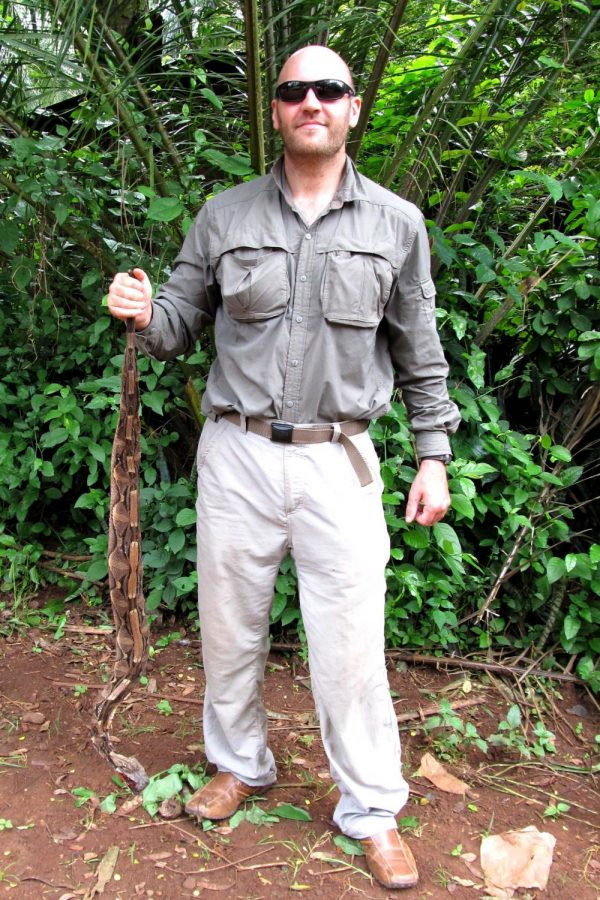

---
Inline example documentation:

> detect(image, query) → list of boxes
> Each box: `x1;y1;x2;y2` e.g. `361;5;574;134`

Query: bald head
277;46;354;90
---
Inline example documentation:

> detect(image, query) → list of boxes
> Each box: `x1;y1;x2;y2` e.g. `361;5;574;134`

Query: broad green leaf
84;559;109;581
245;806;280;825
506;704;521;729
168;528;185;554
12;256;36;291
142;772;183;815
147;197;184;222
404;528;430;549
173;575;197;594
433;522;462;556
451;494;474;519
270;592;287;621
40;427;69;448
564;554;578;573
546;557;565;584
175;508;196;527
270;803;312;821
563;615;580;642
0;221;20;253
475;263;496;284
202;149;254;176
100;793;118;814
549;445;571;463
333;835;365;856
200;88;223;110
142;391;168;415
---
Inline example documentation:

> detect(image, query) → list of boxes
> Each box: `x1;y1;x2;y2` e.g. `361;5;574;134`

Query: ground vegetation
0;0;599;689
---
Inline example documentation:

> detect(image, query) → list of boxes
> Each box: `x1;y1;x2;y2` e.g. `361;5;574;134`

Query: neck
283;151;347;224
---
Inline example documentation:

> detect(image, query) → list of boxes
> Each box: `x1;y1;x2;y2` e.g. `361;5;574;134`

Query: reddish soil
0;605;599;900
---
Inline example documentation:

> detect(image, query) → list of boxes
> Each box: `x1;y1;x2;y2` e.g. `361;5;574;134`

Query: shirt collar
271;155;367;211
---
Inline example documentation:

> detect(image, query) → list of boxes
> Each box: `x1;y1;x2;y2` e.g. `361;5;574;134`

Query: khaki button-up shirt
137;158;460;456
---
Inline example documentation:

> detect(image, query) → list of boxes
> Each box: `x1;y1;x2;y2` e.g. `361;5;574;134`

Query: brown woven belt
220;412;373;487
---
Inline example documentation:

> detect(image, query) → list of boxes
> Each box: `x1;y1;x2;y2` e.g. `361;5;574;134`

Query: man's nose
301;87;322;109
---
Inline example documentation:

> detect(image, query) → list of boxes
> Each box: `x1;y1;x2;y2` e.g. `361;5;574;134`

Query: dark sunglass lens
277;82;307;102
314;80;346;100
276;79;353;102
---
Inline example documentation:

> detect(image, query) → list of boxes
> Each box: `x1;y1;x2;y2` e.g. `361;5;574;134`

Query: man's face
271;49;361;161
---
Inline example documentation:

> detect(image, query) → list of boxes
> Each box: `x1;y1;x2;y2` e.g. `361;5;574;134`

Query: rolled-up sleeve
136;205;218;360
385;216;460;457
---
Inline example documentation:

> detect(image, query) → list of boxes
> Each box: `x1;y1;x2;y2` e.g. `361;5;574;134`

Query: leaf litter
2;621;599;898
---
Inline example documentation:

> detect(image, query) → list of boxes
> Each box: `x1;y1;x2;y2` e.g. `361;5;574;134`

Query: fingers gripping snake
92;316;150;791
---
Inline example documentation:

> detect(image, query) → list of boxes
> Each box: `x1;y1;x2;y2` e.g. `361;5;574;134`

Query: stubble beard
280;118;350;160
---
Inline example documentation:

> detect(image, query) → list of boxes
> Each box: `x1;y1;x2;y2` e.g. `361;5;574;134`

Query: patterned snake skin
91;315;150;791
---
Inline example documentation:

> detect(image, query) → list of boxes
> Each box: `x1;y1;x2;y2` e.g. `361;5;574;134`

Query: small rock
21;712;45;725
567;704;589;718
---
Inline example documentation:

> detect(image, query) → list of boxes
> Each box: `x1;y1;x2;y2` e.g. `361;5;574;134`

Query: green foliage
424;698;488;760
422;700;557;761
142;762;207;817
0;0;598;678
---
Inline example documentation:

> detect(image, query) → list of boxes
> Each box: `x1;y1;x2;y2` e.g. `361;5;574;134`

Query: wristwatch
419;454;452;465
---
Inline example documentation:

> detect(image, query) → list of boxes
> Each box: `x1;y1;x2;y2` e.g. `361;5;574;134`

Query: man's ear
271;98;280;131
349;96;361;129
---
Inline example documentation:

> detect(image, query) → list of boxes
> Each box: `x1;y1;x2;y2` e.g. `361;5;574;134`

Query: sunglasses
275;79;355;103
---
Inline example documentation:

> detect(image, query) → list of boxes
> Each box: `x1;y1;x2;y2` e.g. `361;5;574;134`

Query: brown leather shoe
361;829;419;889
184;771;272;821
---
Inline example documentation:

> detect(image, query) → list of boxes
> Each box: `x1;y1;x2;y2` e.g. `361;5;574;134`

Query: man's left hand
405;459;450;527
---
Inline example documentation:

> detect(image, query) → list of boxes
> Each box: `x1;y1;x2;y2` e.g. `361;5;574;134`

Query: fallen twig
473;771;600;828
18;875;76;890
37;561;104;589
388;651;584;685
63;625;113;635
42;550;93;561
186;847;280;875
270;644;584;684
45;678;204;706
397;694;485;724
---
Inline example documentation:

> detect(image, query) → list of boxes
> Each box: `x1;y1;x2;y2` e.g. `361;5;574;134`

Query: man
107;45;460;890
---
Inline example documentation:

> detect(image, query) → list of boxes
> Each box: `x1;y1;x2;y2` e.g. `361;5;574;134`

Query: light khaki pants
195;417;409;838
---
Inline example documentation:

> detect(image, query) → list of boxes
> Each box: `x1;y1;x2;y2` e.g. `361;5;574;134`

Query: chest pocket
321;250;394;327
217;248;290;322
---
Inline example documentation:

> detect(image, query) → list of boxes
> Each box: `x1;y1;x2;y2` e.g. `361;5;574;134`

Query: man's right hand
107;268;153;330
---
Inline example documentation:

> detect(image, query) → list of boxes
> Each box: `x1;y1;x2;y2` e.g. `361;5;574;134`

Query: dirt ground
1;600;599;900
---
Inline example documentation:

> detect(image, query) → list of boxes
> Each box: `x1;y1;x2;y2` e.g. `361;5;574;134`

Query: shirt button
305;233;312;240
295;315;303;323
286;400;294;408
291;359;298;366
299;274;307;282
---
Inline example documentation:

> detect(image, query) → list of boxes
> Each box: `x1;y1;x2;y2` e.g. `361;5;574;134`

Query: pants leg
290;430;409;838
195;418;287;786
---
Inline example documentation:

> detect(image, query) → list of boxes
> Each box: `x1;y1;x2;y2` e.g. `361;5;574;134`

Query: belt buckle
271;422;294;443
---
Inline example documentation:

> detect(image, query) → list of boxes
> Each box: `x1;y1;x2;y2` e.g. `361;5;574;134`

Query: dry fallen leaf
116;795;143;816
480;826;556;894
414;753;470;795
82;845;119;900
196;877;237;891
451;875;479;887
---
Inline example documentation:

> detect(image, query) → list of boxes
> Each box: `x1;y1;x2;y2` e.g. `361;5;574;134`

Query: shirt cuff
134;318;158;353
415;431;453;459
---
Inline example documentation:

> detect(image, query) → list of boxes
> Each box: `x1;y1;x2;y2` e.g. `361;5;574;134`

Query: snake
91;311;150;792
